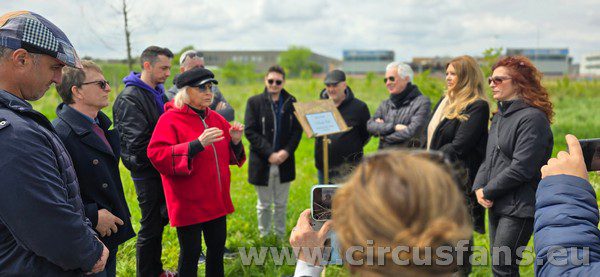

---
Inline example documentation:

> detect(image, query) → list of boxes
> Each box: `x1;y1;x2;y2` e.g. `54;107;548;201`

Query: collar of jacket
164;101;216;119
55;103;112;135
261;88;294;103
0;89;55;131
497;99;529;117
319;86;355;109
390;83;420;107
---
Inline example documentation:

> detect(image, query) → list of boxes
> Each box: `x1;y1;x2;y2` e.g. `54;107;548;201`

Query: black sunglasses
81;80;110;90
196;83;213;91
267;79;283;85
181;51;204;64
383;76;396;83
488;76;512;85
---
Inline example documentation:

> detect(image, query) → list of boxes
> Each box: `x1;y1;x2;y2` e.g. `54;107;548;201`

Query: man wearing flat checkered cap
0;11;109;275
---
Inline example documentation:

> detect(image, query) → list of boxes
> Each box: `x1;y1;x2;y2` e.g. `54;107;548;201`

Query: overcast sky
3;0;598;63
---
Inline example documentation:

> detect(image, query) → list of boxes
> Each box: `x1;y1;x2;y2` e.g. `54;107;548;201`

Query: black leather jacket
113;85;162;179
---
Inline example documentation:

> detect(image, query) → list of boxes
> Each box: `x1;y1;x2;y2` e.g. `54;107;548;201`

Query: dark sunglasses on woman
488;76;512;85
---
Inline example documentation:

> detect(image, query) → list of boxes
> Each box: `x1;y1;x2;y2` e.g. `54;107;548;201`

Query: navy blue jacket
534;175;600;275
53;104;136;250
0;90;103;276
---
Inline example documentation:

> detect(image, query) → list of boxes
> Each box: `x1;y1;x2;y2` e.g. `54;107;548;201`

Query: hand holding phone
542;134;589;180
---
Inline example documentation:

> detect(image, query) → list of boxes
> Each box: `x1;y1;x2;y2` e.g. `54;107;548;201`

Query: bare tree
122;0;133;71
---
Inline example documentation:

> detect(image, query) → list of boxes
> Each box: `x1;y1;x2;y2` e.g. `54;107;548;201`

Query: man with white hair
367;62;431;149
165;50;235;121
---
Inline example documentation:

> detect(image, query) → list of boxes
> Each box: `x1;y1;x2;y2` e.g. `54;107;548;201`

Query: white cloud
1;0;598;62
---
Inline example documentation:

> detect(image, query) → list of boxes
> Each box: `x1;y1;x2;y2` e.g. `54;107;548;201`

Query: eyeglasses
267;79;283;85
325;83;339;88
488;76;512;85
196;83;213;92
383;76;396;83
181;51;204;64
81;80;110;90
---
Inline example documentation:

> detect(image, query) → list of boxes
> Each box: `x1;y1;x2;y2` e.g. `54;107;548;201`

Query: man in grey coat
367;62;431;149
165;49;235;121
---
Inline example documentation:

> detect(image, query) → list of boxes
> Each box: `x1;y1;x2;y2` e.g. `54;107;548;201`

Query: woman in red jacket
148;67;245;277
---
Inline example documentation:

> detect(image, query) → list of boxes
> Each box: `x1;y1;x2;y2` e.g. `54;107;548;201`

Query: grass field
30;64;600;276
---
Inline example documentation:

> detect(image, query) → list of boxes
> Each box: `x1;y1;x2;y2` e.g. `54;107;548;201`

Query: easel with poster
293;99;351;184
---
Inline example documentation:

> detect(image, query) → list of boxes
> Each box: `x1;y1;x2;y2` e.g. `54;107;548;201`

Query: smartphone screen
579;139;600;171
311;185;339;221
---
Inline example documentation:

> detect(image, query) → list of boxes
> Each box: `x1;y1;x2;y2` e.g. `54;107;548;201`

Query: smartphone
311;184;340;221
310;184;342;264
579;139;600;171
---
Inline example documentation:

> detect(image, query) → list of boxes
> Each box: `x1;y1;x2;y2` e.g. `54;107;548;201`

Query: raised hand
198;127;224;147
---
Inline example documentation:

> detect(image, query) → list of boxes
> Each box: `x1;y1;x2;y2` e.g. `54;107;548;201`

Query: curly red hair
492;56;554;122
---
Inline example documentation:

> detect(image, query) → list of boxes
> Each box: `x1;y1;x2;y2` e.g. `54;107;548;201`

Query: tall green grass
30;67;600;276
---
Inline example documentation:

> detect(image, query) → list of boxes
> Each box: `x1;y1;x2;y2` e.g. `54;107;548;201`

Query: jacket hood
123;71;166;114
497;99;529;117
123;72;166;93
319;86;356;107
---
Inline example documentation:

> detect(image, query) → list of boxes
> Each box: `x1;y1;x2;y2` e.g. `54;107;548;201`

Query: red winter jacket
147;102;245;227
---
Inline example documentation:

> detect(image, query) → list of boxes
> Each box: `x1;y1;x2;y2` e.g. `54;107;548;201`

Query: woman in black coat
426;55;489;276
473;56;554;276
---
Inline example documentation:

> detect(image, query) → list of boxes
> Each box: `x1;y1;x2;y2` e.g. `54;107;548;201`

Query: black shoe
223;247;238;259
198;252;206;264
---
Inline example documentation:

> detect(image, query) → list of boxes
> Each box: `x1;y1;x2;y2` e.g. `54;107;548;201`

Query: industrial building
201;50;341;73
580;52;600;77
342;50;395;74
506;48;572;76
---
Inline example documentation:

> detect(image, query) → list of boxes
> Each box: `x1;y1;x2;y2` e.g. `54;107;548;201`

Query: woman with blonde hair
290;150;473;276
473;56;553;276
425;55;490;275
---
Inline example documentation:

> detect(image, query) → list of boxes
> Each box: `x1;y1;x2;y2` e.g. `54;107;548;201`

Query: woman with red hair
472;56;554;276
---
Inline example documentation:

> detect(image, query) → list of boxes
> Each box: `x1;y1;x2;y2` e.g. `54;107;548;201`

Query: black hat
324;69;346;85
175;67;218;89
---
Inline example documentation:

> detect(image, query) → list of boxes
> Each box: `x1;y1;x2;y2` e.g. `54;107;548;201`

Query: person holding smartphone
535;134;600;275
472;56;554;276
290;151;473;276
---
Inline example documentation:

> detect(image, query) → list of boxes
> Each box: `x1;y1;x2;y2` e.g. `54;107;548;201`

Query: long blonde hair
333;150;472;276
444;55;487;121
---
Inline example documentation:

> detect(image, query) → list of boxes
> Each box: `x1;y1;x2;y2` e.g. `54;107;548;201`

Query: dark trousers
488;212;534;277
176;216;227;277
90;247;118;277
133;177;169;277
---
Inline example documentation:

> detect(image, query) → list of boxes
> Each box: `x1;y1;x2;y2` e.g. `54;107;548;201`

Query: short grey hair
173;86;190;109
386;62;414;82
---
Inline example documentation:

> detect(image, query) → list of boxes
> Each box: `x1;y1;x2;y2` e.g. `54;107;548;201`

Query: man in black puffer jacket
315;70;370;183
367;62;431;149
112;46;176;277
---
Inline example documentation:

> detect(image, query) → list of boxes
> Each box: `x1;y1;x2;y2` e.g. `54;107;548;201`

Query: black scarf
390;83;414;107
